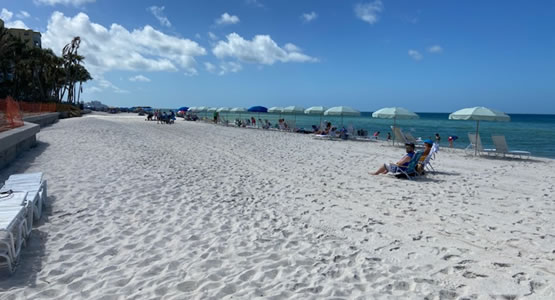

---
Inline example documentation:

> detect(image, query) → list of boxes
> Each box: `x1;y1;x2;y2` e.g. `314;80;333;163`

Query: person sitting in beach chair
416;139;433;174
372;143;416;175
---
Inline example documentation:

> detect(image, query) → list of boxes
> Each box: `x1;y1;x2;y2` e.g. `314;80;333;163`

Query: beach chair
0;192;29;273
391;126;409;145
0;172;47;220
466;133;495;156
287;120;296;132
425;143;439;171
390;151;424;180
491;135;531;159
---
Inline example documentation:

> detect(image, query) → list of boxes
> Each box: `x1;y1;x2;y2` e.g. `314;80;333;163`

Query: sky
1;0;555;113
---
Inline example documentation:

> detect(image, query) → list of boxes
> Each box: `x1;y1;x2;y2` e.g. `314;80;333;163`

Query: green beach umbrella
324;106;360;127
282;106;305;124
449;106;510;156
372;107;420;145
305;106;327;126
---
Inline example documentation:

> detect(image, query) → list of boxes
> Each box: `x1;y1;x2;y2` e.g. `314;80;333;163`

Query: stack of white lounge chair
0;172;47;273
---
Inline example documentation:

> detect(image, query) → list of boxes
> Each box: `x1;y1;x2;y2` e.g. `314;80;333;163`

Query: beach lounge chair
0;192;29;273
425;143;439;172
491;135;531;159
287;120;296;132
390;151;424;180
466;133;496;156
0;172;47;220
391;126;409;145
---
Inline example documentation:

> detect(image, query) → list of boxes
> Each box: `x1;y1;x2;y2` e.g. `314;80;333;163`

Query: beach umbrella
268;107;283;113
268;106;283;119
372;107;420;145
248;106;268;126
324;106;361;127
283;106;305;124
449;106;510;156
231;107;247;120
217;107;230;112
305;106;327;125
207;107;218;112
247;106;268;113
178;106;188;112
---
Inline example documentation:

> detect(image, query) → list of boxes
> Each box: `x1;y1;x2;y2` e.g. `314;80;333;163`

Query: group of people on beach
146;110;176;124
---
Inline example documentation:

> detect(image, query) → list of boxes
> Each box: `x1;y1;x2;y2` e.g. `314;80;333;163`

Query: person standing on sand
372;143;416;175
435;133;441;145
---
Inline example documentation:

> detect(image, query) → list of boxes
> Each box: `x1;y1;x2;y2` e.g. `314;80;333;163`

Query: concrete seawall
23;112;60;128
0;122;40;169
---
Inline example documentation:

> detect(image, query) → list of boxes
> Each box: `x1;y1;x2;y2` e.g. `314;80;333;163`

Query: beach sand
0;113;554;299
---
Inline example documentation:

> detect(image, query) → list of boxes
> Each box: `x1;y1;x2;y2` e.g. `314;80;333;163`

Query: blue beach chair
392;151;424;180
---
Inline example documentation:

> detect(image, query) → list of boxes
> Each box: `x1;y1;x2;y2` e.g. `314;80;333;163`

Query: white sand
0;113;553;299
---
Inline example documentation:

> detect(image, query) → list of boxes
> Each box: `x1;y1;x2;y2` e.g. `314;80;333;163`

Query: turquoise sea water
182;111;555;159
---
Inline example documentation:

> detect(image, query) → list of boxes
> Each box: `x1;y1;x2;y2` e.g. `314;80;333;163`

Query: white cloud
1;8;28;29
302;11;318;23
408;49;423;61
42;12;206;78
428;45;443;53
354;0;383;25
93;77;129;94
204;62;216;73
34;0;96;6
148;6;171;27
129;75;151;82
16;11;31;19
218;61;242;75
208;31;218;40
212;33;317;65
215;12;240;25
245;0;264;8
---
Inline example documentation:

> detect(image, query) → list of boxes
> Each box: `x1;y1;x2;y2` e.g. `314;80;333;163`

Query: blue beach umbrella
248;106;268;113
248;106;268;126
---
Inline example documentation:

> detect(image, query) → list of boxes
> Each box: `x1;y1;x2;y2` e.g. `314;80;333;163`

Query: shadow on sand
0;141;50;182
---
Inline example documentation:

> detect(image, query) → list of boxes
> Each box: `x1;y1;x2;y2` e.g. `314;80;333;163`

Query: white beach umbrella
188;106;197;112
268;107;283;113
217;107;230;112
282;106;305;123
324;106;361;126
207;107;218;112
449;106;510;156
372;107;420;145
268;106;283;120
305;106;327;125
230;107;247;120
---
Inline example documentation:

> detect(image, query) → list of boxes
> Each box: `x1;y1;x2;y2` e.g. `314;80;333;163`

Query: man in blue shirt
372;143;416;175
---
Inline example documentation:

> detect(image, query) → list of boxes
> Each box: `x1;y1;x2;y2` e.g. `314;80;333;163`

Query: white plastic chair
0;192;29;273
466;133;496;156
1;172;47;220
491;135;531;159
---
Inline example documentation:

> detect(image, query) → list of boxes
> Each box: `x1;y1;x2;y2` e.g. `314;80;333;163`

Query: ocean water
185;111;555;159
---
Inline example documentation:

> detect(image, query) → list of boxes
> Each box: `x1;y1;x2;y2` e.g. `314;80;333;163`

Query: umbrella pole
393;118;397;146
475;120;480;156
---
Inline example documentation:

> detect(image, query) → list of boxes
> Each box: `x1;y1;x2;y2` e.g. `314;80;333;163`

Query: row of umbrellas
181;105;510;155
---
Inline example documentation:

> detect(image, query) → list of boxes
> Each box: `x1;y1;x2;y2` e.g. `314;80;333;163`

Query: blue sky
2;0;555;113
